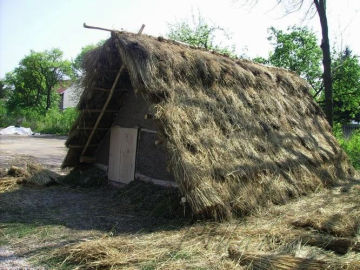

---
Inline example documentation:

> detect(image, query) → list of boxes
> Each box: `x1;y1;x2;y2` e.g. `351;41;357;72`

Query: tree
5;49;73;113
0;79;8;99
255;25;360;123
314;0;333;126
245;0;334;126
72;45;97;77
72;40;105;77
167;13;236;56
256;26;322;94
332;47;360;123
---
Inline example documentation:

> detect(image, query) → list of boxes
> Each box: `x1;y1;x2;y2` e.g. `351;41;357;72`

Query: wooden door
108;126;138;183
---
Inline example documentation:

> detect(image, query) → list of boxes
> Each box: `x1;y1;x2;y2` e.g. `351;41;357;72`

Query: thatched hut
62;31;354;219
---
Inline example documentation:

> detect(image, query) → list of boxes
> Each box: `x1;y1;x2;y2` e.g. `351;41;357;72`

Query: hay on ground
228;247;360;270
56;182;360;269
7;166;31;178
3;162;60;187
0;176;19;192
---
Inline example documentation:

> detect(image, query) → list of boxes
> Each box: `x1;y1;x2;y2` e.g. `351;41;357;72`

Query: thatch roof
63;31;354;220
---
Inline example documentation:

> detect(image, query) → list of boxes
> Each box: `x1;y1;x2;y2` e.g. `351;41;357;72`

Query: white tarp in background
0;126;33;136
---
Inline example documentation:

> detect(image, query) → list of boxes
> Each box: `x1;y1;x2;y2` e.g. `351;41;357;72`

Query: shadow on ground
0;182;191;235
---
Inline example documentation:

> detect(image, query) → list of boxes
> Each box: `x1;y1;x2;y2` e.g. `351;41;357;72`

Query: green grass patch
334;123;360;169
0;223;38;244
167;250;193;260
0;223;69;245
141;262;157;270
33;252;77;270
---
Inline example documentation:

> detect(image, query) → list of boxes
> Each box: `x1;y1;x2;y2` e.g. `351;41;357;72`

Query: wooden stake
138;24;145;34
83;23;114;32
83;23;145;34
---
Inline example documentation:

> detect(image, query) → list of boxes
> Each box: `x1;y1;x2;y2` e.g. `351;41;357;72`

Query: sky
0;0;359;78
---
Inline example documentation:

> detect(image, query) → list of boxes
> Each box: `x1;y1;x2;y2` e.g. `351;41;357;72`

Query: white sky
0;0;359;78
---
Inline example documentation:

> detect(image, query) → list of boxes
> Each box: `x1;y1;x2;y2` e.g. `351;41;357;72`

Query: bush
34;108;78;135
334;123;360;169
0;100;11;126
0;107;78;135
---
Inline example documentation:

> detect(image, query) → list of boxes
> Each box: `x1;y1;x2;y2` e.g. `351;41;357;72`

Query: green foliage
167;13;236;56
332;48;360;123
72;40;104;77
0;100;9;126
0;79;9;99
334;123;360;169
258;26;360;123
33;107;78;134
265;26;323;92
5;49;73;113
0;107;78;135
252;56;268;64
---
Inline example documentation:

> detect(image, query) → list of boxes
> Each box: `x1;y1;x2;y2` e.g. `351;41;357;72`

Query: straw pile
63;31;354;219
23;163;59;186
2;162;59;188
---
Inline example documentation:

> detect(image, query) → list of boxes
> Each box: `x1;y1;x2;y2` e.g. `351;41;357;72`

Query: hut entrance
108;126;138;183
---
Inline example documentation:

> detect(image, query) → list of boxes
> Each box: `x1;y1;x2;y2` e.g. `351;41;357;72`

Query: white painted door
108;126;138;183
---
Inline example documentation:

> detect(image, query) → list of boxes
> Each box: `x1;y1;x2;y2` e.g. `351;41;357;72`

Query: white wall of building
62;84;82;109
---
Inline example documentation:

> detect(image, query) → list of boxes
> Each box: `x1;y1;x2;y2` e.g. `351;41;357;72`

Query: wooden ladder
79;24;145;163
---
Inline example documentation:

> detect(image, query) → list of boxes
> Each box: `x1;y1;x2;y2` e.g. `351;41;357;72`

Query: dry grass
285;186;360;238
57;182;360;269
228;248;360;270
0;176;19;192
1;156;359;269
63;31;354;220
58;225;240;270
0;161;60;191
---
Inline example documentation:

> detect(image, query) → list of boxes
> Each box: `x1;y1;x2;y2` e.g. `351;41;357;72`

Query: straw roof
63;31;354;220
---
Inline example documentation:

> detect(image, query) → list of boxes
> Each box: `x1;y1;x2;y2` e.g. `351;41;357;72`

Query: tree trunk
314;0;333;126
46;88;51;110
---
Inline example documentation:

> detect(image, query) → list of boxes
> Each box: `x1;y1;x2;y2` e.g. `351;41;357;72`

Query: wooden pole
83;23;145;34
83;23;114;32
137;24;145;34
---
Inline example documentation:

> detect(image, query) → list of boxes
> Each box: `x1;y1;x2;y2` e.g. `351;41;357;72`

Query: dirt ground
0;135;67;172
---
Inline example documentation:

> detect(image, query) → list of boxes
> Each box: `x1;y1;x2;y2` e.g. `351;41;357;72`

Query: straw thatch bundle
228;247;360;270
63;31;354;220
